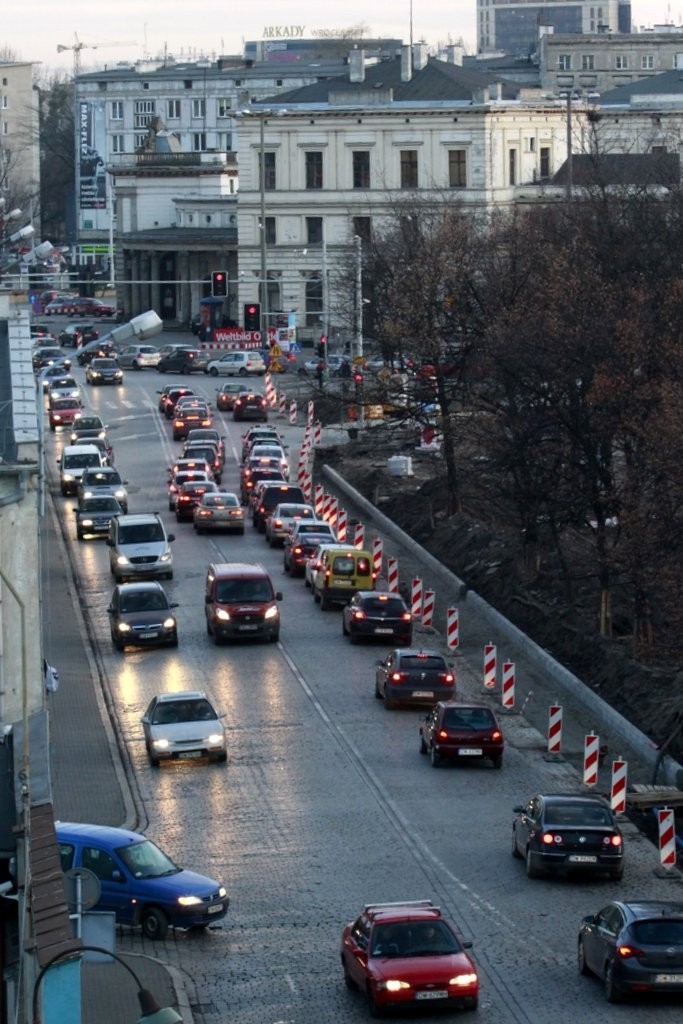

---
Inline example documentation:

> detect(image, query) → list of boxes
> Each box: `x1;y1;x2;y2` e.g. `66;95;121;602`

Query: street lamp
32;945;183;1024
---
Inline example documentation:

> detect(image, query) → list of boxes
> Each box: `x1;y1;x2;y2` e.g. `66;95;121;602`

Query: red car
49;397;83;431
341;900;479;1016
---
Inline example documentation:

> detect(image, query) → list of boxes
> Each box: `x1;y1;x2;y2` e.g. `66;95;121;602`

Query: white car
249;444;289;479
265;503;316;547
141;690;226;765
206;350;266;377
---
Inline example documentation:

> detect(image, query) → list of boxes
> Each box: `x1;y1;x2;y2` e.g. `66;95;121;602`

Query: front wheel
141;906;169;940
210;367;219;377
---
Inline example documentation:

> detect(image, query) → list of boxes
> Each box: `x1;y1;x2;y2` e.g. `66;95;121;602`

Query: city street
42;348;683;1024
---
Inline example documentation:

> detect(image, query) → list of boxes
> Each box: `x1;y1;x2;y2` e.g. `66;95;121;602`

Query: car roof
394;649;450;660
116;513;162;524
116;581;165;594
154;689;207;702
618;901;683;919
536;793;612;807
209;561;269;577
63;444;100;456
363;900;443;925
55;821;146;846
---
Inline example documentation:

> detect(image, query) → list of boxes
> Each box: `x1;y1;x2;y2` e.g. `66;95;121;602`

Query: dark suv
252;483;305;533
157;346;209;374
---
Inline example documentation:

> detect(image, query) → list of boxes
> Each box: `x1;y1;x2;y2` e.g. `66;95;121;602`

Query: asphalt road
41;339;683;1024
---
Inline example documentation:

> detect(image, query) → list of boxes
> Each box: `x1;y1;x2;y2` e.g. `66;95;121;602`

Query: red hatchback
341;900;479;1016
420;701;504;769
48;397;83;431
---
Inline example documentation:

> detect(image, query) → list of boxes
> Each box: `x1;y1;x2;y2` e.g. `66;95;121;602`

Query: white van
107;513;175;582
58;444;104;496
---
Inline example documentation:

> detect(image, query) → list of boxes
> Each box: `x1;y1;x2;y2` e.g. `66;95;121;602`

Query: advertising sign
79;101;107;210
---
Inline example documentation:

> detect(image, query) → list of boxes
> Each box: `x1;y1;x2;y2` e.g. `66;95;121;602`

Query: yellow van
311;547;375;610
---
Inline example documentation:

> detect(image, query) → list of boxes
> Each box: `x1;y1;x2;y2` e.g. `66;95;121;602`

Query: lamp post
354;234;364;430
32;945;183;1024
258;112;268;336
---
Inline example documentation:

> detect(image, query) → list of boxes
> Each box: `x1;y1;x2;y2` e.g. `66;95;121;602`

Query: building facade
0;62;41;229
477;0;629;56
540;30;683;95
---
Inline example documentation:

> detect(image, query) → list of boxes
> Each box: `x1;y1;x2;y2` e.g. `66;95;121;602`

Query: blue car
56;822;229;939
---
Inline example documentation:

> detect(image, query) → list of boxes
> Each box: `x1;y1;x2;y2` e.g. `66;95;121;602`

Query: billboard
79;101;107;210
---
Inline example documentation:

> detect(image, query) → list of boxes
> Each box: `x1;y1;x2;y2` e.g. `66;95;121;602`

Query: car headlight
264;605;279;620
152;738;170;750
84;490;94;498
114;489;126;499
81;518;94;527
62;474;74;482
207;733;223;745
162;616;176;629
117;622;131;633
160;552;171;563
215;608;231;621
116;555;131;566
450;973;478;987
177;895;202;907
378;980;411;992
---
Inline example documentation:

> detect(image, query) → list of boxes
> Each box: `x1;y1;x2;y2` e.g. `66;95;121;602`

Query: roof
553;152;680;188
55;821;144;844
156;690;206;702
364;900;442;923
599;69;683;106
538;793;610;804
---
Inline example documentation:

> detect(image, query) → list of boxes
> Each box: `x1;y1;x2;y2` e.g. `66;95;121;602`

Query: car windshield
297;524;331;534
544;803;612;827
116;838;180;879
363;598;406;614
216;579;272;603
152;699;216;725
442;707;495;729
205;495;238;508
119;590;169;613
119;523;164;544
75;418;102;431
87;471;121;485
401;656;447;671
54;399;80;409
371;921;460;957
632;920;683;944
95;359;117;369
65;453;101;469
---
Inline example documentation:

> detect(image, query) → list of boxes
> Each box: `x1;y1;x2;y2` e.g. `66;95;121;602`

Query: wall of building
540;31;683;94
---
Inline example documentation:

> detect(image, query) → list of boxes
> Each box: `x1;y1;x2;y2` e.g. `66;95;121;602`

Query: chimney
445;45;464;66
349;49;365;83
401;44;412;82
412;42;429;70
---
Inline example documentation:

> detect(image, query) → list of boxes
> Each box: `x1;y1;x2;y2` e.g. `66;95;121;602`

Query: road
42;336;683;1024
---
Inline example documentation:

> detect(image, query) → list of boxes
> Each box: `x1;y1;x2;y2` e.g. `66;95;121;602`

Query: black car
252;482;305;533
419;701;504;767
283;532;335;577
76;338;115;366
86;357;124;385
32;346;71;373
374;650;456;710
161;387;196;419
157;346;209;374
107;581;178;651
59;323;99;347
240;466;285;505
342;591;413;645
578;900;683;1002
70;415;107;444
511;793;624;880
233;391;268;422
175;480;217;522
182;444;223;483
74;496;123;541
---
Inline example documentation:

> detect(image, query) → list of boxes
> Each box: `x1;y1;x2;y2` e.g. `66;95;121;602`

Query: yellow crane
56;34;136;76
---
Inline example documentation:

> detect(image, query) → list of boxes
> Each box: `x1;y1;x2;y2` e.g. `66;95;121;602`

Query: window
508;149;517;186
264;217;276;245
615;55;628;70
641;55;655;70
1;95;8;110
306;217;323;245
216;131;232;151
134;132;148;150
260;151;276;190
305;275;323;327
192;98;206;118
305;151;323;189
82;846;120;883
352;150;370;188
581;54;595;71
217;98;232;118
192;132;207;151
400;149;418;189
167;99;181;119
540;146;551;178
134;100;155;129
111;134;124;154
448;149;467;188
558;54;572;71
353;216;371;241
2;122;8;136
111;100;123;120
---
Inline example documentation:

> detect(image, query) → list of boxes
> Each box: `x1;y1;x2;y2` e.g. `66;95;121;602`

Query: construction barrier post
289;399;297;425
314;484;324;517
422;590;435;627
502;661;515;708
307;400;314;425
337;508;347;542
583;731;600;787
328;496;338;527
372;538;383;578
322;493;332;521
483;642;497;690
446;607;459;650
387;557;399;594
354;522;365;548
411;578;423;619
547;704;563;753
314;421;322;447
658;808;677;868
610;758;627;813
279;392;287;417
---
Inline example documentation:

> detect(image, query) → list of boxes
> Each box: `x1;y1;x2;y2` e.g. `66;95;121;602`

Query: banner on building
79;101;107;210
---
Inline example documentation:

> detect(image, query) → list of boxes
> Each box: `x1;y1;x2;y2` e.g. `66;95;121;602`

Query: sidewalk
41;490;193;1023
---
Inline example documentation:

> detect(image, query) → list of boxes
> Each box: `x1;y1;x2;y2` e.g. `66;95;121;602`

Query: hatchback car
157;385;195;415
39;364;74;392
248;443;289;479
70;415;107;444
241;425;283;459
578;900;683;1002
176;480;218;522
169;470;211;510
56;821;229;938
141;690;226;766
342;591;412;644
47;376;81;402
59;323;99;347
172;402;213;441
511;793;624;880
265;503;316;547
420;701;504;768
374;650;456;710
49;397;83;431
340;900;479;1016
194;492;245;534
240;465;285;506
233;391;268;422
182;444;223;483
206;350;266;377
157;345;208;374
33;346;70;373
216;380;246;411
78;466;129;512
86;357;124;385
74;495;123;541
76;338;115;366
108;581;178;651
283;524;336;576
252;483;305;533
185;427;225;463
117;343;160;369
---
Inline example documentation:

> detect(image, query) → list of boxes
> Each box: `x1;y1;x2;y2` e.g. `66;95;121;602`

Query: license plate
238;624;258;631
139;631;158;639
334;579;352;586
207;903;224;915
459;748;483;756
655;974;683;983
412;691;434;698
178;751;202;759
568;854;597;863
415;991;448;1001
375;627;394;634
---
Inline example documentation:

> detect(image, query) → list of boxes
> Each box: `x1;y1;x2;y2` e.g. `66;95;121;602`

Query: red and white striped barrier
422;589;435;627
289;400;297;425
337;508;347;542
322;492;332;521
307;400;314;425
446;607;459;650
314;484;324;517
502;661;515;708
483;643;497;690
297;463;308;486
278;392;286;417
265;375;277;407
387;557;399;594
328;496;338;527
583;732;600;787
411;578;423;619
547;705;563;753
658;808;677;868
610;758;627;813
302;473;312;503
313;421;322;447
372;538;383;577
354;522;365;548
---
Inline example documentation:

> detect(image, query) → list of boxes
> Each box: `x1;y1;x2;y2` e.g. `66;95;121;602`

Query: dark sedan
32;346;71;373
578;900;683;1002
107;581;178;650
215;380;246;411
283;532;335;577
59;323;99;347
85;357;123;385
233;391;268;422
76;338;115;366
375;649;456;710
175;480;217;522
511;793;624;880
74;496;123;541
342;591;412;645
419;700;503;767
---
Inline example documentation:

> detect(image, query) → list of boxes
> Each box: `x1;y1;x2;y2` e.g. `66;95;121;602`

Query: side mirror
204;594;211;604
275;591;283;601
169;602;179;609
582;915;596;926
106;606;114;614
512;805;524;814
123;479;129;485
167;534;175;543
462;940;473;950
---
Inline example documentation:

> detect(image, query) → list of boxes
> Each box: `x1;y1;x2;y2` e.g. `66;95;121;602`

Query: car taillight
174;420;182;428
542;832;563;845
606;835;622;847
390;672;407;682
491;729;502;740
229;510;241;517
437;729;449;739
274;519;282;527
294;546;303;555
198;509;213;518
436;672;455;684
617;945;644;959
401;612;412;621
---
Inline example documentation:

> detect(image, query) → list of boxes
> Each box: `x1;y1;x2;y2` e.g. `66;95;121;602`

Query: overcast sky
5;0;682;76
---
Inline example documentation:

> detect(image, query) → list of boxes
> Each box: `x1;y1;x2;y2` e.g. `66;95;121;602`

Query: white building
0;62;41;232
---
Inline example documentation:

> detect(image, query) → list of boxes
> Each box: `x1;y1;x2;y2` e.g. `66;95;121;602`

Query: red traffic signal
211;270;228;297
244;303;261;331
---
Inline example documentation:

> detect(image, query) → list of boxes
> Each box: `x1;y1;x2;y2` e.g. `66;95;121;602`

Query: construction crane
56;34;136;77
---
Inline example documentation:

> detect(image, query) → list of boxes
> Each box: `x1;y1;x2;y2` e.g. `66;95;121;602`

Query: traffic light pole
259;113;269;336
354;234;364;430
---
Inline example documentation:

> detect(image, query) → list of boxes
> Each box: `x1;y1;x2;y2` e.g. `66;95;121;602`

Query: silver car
141;690;227;766
117;343;160;369
78;466;129;513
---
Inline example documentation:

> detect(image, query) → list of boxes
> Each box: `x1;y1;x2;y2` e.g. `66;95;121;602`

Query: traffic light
244;302;261;332
211;270;228;297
